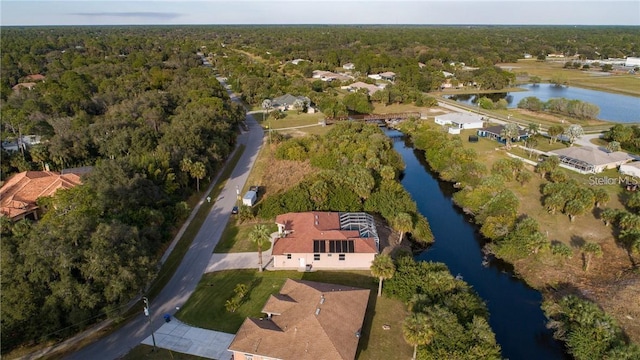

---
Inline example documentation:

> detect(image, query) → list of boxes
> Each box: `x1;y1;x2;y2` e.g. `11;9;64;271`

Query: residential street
62;84;264;360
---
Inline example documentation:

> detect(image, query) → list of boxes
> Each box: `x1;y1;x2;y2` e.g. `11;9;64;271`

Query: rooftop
551;147;633;166
228;279;370;360
437;112;483;124
0;171;83;220
273;212;379;255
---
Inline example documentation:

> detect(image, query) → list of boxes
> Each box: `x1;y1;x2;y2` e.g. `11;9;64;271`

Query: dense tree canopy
0;27;245;353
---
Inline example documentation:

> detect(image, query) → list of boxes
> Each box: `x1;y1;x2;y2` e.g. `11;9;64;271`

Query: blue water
387;129;568;360
446;83;640;123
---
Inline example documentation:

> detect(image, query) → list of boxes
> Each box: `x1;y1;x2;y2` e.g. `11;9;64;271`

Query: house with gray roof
550;146;633;173
271;94;311;112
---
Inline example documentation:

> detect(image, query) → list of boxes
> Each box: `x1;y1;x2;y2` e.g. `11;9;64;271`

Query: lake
387;128;569;360
446;83;640;123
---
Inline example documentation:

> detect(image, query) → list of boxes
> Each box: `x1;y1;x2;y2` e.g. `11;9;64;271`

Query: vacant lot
215;219;276;253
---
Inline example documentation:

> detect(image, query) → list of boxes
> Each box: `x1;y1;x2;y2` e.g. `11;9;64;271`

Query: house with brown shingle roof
0;171;83;221
228;279;370;360
272;212;379;270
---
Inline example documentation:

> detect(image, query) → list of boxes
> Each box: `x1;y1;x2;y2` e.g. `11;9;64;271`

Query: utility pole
142;297;157;351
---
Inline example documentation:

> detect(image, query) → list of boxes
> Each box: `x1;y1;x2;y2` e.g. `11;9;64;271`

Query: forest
0;27;246;352
1;25;639;354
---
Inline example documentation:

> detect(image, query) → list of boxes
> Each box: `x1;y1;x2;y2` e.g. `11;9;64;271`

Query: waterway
386;128;569;360
446;83;640;123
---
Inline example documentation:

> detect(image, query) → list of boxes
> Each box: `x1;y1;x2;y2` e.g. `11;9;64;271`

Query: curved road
65;83;264;360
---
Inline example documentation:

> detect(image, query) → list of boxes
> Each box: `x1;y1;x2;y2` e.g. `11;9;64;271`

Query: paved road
64;82;264;360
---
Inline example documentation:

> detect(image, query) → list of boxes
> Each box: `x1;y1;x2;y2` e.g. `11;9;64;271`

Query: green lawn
175;269;413;360
176;270;376;332
214;220;277;253
122;346;206;360
265;112;325;129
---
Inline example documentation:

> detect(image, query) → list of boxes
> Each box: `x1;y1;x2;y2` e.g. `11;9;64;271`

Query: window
286;254;292;259
314;253;320;261
244;355;253;360
329;240;355;253
339;254;345;261
313;240;326;253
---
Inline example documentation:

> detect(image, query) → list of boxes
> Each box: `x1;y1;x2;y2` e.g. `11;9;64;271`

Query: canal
387;128;569;360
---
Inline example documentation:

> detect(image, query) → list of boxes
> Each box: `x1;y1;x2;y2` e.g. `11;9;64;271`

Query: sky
1;0;639;26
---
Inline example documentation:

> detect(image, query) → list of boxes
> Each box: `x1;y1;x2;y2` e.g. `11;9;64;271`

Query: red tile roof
12;82;36;91
228;279;370;360
273;212;378;255
0;171;82;220
25;74;46;81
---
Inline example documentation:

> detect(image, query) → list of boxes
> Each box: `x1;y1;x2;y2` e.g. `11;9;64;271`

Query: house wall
594;160;632;173
434;118;451;126
620;165;640;178
460;122;485;130
273;252;375;270
231;351;278;360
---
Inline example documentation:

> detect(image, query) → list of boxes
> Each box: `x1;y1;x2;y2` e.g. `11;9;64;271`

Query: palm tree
592;188;610;208
528;123;540;135
547;125;565;144
619;213;640;231
600;208;621;227
582;242;603;272
621;230;640;265
392;212;413;244
500;123;521;150
249;224;271;272
402;313;434;360
370;254;395;297
190;161;206;192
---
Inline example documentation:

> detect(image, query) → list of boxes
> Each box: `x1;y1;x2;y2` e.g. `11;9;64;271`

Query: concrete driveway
142;319;233;360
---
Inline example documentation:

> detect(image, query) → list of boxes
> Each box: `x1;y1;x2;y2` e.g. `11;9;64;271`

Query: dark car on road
231;206;239;214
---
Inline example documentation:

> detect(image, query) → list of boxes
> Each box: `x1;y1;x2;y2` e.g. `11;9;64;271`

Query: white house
435;113;485;134
312;70;352;82
620;161;640;178
343;62;355;70
551;147;634;174
1;135;42;152
341;81;385;95
625;57;640;67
